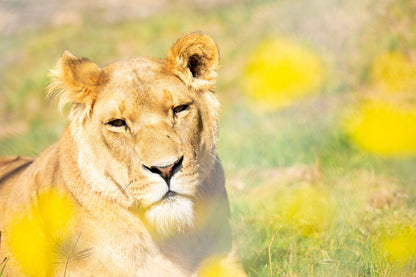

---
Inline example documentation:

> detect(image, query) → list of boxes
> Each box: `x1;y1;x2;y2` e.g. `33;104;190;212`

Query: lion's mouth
151;190;193;207
163;190;177;199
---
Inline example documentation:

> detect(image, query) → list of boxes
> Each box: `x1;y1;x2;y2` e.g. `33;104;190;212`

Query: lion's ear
48;51;104;117
166;32;219;91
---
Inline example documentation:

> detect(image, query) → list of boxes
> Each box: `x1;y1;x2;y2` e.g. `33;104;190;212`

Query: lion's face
82;59;219;235
49;33;220;235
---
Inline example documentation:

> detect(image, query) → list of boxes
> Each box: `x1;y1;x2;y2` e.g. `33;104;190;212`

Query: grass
223;99;416;276
1;0;416;276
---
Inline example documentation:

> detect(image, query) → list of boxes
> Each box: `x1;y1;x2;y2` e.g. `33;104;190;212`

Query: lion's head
48;32;220;236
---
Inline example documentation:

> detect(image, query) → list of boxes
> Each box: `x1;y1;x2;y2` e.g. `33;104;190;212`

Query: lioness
0;32;245;276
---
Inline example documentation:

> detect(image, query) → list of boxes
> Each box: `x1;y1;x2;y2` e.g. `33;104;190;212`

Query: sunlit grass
243;37;324;111
230;165;416;276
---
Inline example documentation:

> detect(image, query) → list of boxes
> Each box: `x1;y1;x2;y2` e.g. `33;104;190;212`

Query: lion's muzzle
142;156;183;187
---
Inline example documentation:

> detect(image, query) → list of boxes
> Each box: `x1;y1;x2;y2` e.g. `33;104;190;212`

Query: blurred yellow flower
197;255;243;277
279;186;334;236
37;190;76;240
8;213;52;276
7;189;75;276
344;100;416;156
379;225;416;263
372;52;416;93
243;37;324;111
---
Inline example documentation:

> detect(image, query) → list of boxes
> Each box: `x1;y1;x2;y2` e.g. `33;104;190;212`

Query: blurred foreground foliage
1;0;416;276
7;190;76;275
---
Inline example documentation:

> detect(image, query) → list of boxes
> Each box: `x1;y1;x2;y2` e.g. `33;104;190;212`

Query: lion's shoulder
0;156;34;184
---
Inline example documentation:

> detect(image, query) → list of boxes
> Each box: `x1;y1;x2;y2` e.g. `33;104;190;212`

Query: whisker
118;180;133;195
106;172;133;198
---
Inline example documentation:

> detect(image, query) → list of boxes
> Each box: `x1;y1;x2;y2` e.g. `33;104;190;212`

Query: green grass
1;0;416;276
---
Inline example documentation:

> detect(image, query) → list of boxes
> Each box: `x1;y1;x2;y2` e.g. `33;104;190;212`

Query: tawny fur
166;31;219;91
0;32;245;276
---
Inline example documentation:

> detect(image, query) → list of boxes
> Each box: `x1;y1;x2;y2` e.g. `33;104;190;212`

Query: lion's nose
143;156;183;185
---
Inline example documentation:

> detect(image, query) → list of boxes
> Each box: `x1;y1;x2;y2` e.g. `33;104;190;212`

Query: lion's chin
144;195;194;236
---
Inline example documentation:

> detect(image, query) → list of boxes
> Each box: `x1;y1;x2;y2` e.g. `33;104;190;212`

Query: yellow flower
37;190;75;240
279;186;334;236
379;225;416;263
197;255;244;277
243;37;324;111
7;189;76;276
371;52;416;93
8;213;52;276
344;99;416;156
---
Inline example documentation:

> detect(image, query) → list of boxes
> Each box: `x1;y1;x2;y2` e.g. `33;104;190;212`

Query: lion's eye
173;104;189;115
107;119;127;128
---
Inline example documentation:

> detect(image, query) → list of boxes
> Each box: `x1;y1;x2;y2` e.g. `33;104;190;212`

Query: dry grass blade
250;225;282;269
54;232;92;276
71;248;93;262
268;233;277;277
